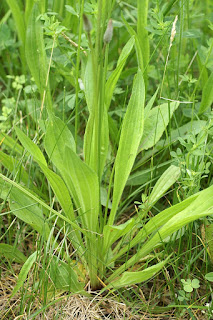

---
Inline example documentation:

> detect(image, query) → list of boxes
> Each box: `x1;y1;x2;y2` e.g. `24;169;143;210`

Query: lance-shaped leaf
10;189;51;240
144;87;159;119
25;3;52;110
108;185;213;281
12;251;37;297
38;162;74;222
6;0;25;45
103;218;135;252
0;151;29;185
108;70;145;225
64;146;99;232
105;36;135;110
6;0;26;68
15;127;47;166
0;244;27;263
199;71;213;114
110;256;170;288
140;102;179;151
111;192;199;264
84;106;109;177
50;256;85;293
147;165;180;207
83;54;109;177
15;126;76;223
44;114;76;173
83;54;95;113
0;173;87;237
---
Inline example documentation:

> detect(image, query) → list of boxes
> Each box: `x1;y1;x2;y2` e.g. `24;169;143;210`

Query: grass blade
12;251;37;297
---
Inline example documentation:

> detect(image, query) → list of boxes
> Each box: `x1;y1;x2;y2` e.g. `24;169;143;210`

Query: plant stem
137;0;149;86
75;0;84;150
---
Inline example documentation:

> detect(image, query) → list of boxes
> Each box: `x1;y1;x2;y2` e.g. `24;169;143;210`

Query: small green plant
177;289;190;302
1;0;213;304
181;278;200;293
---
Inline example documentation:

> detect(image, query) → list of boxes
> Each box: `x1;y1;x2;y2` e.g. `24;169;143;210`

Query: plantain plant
1;0;213;296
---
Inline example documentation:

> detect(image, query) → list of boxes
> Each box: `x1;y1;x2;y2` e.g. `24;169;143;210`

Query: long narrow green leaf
122;15;144;74
44;114;76;173
199;71;213;114
14;125;86;251
140;102;179;150
110;256;170;288
0;132;23;155
83;54;94;113
6;0;26;68
15;125;73;215
0;173;89;237
6;0;25;44
84;107;109;176
12;251;37;297
0;244;27;263
10;189;51;240
144;87;159;119
108;185;213;281
25;3;52;110
108;70;145;225
38;162;74;221
137;0;149;83
0;151;29;185
103;218;135;252
25;0;35;25
50;256;85;293
83;54;109;177
15;127;77;223
148;165;180;207
105;36;135;111
15;127;47;166
64;147;99;232
110;192;199;264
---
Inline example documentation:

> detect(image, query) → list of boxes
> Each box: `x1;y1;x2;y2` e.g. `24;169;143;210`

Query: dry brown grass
0;264;210;320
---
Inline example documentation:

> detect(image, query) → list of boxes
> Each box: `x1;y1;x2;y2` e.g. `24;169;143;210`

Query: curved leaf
15;126;47;166
12;251;37;297
110;256;170;288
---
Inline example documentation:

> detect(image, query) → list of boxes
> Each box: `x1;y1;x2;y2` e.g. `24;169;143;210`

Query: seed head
170;15;178;46
83;14;92;33
104;19;113;44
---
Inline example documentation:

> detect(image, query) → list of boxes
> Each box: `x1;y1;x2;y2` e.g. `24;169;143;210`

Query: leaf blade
108;70;145;225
